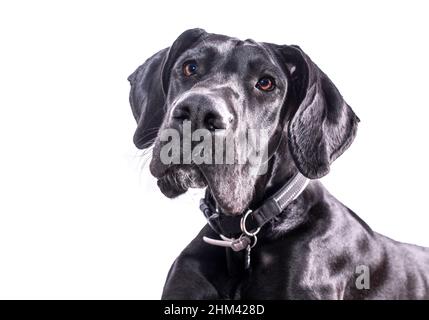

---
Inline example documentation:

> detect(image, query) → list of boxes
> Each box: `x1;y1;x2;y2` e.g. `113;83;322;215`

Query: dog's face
151;33;290;214
129;29;359;215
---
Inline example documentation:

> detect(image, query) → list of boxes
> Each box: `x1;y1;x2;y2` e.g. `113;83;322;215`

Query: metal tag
244;245;251;270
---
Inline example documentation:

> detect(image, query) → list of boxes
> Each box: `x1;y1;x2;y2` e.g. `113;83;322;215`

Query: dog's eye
256;77;275;92
183;61;198;77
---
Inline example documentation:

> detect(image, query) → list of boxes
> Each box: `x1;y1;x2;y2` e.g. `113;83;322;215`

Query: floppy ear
275;45;360;179
128;28;206;149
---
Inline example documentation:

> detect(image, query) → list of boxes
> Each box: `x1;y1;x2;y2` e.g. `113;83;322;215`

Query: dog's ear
128;28;206;149
128;48;168;149
275;45;360;179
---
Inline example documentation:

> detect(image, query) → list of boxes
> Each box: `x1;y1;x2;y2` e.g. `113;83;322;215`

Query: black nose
172;96;228;131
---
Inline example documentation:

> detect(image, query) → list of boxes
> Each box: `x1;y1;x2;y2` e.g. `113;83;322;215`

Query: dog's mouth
156;164;207;198
152;161;255;215
149;136;259;215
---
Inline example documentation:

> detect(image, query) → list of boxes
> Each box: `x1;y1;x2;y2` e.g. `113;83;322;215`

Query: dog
128;29;429;299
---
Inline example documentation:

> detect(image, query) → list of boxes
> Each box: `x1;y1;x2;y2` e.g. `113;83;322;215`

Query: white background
0;0;428;299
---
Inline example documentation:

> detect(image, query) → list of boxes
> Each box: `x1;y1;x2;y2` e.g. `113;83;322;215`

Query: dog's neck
248;138;325;237
203;173;322;240
265;179;325;237
203;136;325;239
250;136;298;207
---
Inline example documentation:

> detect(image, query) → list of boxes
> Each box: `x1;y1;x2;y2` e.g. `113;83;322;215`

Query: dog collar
200;172;310;264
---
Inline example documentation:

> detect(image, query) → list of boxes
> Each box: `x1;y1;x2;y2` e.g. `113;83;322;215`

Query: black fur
128;29;429;299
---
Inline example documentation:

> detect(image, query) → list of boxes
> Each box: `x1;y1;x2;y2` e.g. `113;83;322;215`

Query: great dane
128;29;429;299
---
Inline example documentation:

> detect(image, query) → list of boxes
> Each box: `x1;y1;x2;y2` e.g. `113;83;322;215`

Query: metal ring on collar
250;235;258;248
240;210;261;237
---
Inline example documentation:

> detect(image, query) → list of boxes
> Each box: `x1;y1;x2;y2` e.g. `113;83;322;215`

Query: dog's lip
149;158;169;179
157;163;208;187
151;161;200;179
152;162;246;215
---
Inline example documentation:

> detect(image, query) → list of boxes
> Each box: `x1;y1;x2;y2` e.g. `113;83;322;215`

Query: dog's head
128;29;359;215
